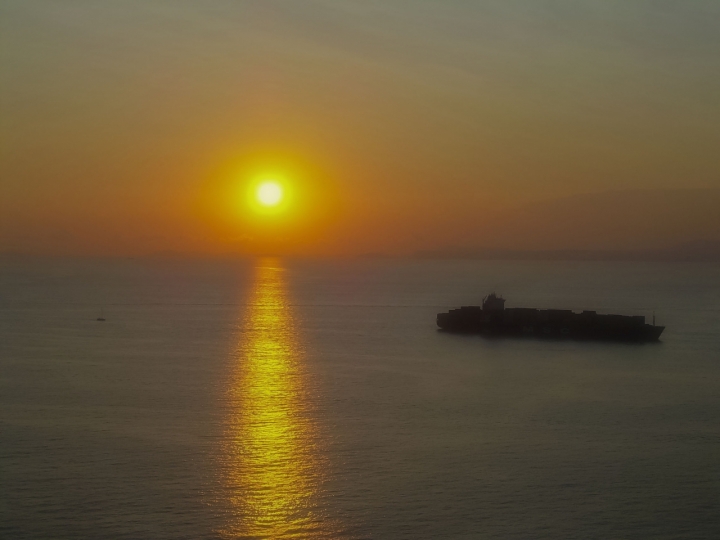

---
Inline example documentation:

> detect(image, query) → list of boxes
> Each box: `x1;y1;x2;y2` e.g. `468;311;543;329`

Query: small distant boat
437;293;664;342
97;307;106;322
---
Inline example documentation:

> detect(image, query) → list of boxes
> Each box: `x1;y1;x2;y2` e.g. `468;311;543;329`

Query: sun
256;181;284;207
243;175;292;217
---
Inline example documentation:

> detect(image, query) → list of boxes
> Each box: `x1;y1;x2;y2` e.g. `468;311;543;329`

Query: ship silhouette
437;293;664;342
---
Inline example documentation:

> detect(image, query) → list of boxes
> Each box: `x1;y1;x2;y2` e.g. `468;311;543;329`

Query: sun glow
256;181;284;207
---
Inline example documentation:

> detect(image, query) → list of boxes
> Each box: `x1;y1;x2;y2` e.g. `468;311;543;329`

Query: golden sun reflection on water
222;260;332;539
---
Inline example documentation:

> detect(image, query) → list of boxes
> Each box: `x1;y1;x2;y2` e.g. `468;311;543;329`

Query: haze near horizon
2;1;719;256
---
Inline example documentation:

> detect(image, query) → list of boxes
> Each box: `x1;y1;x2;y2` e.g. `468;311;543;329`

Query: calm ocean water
1;257;719;539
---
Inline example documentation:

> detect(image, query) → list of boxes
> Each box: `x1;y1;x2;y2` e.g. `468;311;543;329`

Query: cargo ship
437;294;664;342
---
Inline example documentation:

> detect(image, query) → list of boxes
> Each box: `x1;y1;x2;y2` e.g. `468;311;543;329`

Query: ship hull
437;307;664;342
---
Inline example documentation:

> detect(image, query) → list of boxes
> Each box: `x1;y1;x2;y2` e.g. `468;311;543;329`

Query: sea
1;257;719;540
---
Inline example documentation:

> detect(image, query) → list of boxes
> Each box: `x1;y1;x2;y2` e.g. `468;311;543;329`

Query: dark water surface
1;258;719;539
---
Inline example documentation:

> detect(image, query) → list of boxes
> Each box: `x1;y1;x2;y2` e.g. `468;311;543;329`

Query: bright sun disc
256;181;283;207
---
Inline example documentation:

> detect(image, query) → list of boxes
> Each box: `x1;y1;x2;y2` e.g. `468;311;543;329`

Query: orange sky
2;1;719;256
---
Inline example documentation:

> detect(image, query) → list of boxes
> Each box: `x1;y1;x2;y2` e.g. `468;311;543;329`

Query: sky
2;0;719;256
